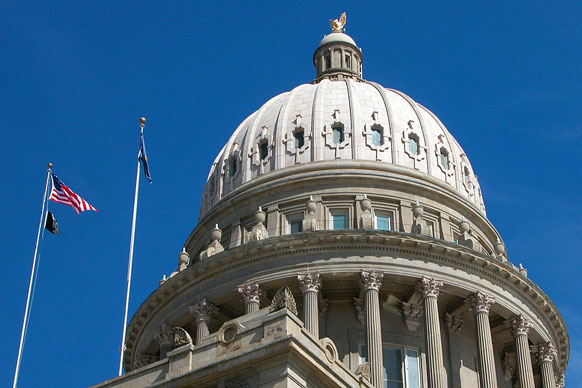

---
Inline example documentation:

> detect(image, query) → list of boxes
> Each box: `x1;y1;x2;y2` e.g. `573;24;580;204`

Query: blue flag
138;129;152;183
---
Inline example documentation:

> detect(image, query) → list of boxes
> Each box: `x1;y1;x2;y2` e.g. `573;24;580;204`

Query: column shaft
475;311;498;388
195;321;208;345
540;361;556;388
365;288;383;388
303;291;319;337
424;295;446;388
246;300;260;314
515;334;535;388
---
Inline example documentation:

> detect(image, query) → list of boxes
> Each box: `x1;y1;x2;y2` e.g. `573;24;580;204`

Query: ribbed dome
199;79;485;219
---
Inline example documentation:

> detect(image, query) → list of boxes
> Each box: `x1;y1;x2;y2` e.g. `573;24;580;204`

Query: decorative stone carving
445;313;464;334
417;276;443;298
269;286;298;315
249;125;273;174
329;12;346;33
471;291;495;314
518;264;528;278
555;371;565;387
494;238;508;262
172;327;193;348
320;337;339;363
402;120;426;169
237;282;263;306
535;342;557;364
411;202;432;236
132;352;159;370
154;324;192;358
457;217;477;249
509;315;533;337
248;207;268;242
360;270;383;291
189;299;219;325
363;116;390;160
401;302;422;332
502;352;516;382
355;362;371;382
199;225;224;260
169;247;191;279
434;134;455;176
322;113;350;159
224;377;251;388
353;297;365;325
298;272;322;293
302;196;319;232
359;194;374;229
283;114;311;164
153;323;174;347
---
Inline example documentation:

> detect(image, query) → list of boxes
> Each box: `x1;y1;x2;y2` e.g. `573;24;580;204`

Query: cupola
313;12;363;83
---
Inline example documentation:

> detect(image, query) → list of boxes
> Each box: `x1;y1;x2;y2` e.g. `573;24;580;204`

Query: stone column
536;342;557;388
470;291;498;388
189;298;218;345
361;270;384;388
298;272;322;338
237;282;262;314
510;315;535;388
418;277;446;388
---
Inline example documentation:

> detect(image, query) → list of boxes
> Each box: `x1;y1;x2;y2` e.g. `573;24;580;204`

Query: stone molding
189;299;219;325
223;378;251;388
298;272;323;293
471;291;495;314
535;342;557;364
236;282;263;305
360;270;383;292
269;286;298;315
509;315;533;337
417;276;443;298
355;362;371;382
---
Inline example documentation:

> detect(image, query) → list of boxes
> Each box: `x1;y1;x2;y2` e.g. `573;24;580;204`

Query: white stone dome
200;79;485;219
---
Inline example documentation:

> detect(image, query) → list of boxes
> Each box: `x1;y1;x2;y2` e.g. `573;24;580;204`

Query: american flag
49;173;97;214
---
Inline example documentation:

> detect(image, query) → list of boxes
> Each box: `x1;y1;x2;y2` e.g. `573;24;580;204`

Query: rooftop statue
329;12;346;33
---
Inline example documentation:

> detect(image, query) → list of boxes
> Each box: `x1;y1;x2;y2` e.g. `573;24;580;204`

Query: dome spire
313;13;363;83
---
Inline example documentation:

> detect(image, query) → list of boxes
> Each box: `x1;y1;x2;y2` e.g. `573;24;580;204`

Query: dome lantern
313;12;363;83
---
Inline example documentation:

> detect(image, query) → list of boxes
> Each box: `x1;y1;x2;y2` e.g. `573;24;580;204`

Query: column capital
471;291;495;314
236;282;262;305
189;298;219;324
509;314;533;337
417;276;443;298
298;272;323;293
535;342;557;364
360;270;384;292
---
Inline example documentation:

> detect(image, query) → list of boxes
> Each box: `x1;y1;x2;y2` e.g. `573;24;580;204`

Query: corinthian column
237;282;262;314
418;277;446;388
361;270;384;388
536;342;557;388
298;273;322;338
510;315;535;388
470;291;497;388
189;298;218;345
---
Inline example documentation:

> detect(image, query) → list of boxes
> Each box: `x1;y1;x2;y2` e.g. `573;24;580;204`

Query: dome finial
329;12;347;33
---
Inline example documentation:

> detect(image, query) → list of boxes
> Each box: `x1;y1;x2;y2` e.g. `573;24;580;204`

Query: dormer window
439;148;449;169
332;126;344;144
259;141;269;160
371;127;383;146
294;130;305;148
408;134;419;155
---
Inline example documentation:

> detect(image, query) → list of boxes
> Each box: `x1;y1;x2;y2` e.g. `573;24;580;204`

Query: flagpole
119;118;146;375
13;163;52;388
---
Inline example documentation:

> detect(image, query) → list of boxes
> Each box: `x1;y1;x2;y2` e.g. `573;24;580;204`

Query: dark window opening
332;126;344;144
259;142;268;160
371;127;383;146
230;159;237;176
294;130;305;148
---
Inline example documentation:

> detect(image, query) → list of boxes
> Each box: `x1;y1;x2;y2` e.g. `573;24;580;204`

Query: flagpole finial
48;163;53;169
139;117;146;125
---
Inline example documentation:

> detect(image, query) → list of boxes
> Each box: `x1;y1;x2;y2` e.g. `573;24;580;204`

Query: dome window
294;129;305;148
230;158;237;177
325;55;331;70
345;54;351;68
259;141;269;160
439;148;449;169
371;127;383;146
408;134;419;155
332;126;344;144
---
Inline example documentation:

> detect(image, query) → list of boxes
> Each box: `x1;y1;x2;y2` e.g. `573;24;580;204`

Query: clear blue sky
2;2;580;386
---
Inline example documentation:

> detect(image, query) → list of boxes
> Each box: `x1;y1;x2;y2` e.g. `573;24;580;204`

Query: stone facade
91;15;568;388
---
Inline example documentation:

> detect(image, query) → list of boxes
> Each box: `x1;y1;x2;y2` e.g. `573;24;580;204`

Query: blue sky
2;2;581;386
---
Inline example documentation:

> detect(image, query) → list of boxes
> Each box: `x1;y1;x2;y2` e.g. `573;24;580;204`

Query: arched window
259;141;268;160
408;134;419;155
325;55;331;70
294;130;305;148
345;54;351;68
332;126;344;144
440;148;449;169
371;127;383;146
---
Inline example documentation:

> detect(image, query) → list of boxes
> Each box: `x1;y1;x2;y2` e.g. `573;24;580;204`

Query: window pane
383;347;403;387
372;128;382;146
377;215;391;231
440;150;448;168
260;142;268;160
332;127;344;144
294;131;305;148
408;136;418;155
405;349;420;388
230;159;237;176
332;213;347;230
290;220;302;234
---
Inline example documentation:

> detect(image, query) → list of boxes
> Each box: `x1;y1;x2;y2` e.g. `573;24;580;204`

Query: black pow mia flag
45;211;61;235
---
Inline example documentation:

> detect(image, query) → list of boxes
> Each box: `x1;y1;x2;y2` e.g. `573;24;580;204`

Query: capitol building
92;14;568;388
